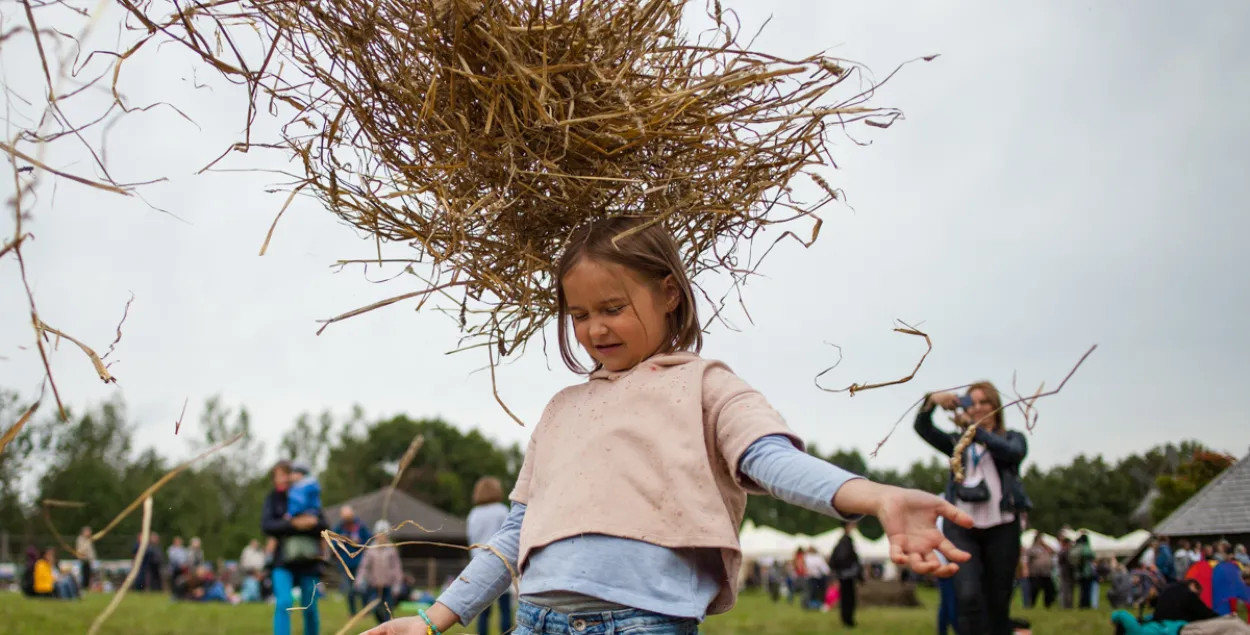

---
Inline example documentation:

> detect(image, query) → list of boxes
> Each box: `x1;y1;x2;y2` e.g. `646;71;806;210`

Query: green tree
321;415;520;518
0;389;38;539
185;396;270;560
280;409;341;474
1151;449;1236;523
32;397;143;558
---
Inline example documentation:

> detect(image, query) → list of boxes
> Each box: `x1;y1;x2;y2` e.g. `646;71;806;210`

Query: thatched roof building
1153;451;1250;547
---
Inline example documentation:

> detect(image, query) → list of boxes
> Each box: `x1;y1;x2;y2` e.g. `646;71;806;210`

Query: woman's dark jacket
261;487;328;575
914;406;1033;514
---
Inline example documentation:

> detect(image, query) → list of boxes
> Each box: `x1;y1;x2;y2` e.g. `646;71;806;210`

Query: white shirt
803;552;830;578
956;444;1015;529
240;545;266;572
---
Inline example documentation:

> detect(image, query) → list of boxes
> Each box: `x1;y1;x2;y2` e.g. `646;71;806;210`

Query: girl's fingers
937;500;975;529
937;537;972;563
889;540;909;566
934;562;961;578
907;550;929;574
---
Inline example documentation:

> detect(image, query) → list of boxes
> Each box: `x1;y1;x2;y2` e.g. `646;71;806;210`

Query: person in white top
802;547;831;610
240;539;267;575
466;477;512;635
917;384;1031;635
75;527;96;592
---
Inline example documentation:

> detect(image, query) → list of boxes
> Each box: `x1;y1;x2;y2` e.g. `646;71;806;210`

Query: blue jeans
55;577;80;599
478;592;514;635
514;601;697;635
273;567;320;635
938;577;958;635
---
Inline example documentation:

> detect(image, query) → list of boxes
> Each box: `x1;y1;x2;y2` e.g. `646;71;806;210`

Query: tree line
0;389;1232;562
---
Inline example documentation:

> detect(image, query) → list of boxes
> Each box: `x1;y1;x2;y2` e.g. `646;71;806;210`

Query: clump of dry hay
117;0;926;357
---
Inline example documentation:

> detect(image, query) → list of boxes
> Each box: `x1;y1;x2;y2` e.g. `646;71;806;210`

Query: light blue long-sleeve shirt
439;434;862;623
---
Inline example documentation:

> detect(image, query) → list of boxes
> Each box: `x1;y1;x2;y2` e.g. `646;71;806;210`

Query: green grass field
0;588;1115;635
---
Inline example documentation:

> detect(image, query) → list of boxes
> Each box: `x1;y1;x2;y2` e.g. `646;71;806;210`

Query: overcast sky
2;1;1247;473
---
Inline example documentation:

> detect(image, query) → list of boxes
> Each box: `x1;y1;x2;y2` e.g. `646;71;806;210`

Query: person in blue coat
262;459;328;635
331;504;373;616
1155;537;1177;583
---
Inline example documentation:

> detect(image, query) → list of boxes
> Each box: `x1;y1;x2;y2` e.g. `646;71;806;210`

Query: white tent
1021;529;1060;551
739;522;893;563
1062;528;1138;557
807;527;892;562
1115;530;1153;555
738;521;801;560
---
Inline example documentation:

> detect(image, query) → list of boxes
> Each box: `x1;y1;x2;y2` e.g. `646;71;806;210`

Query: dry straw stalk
116;0;927;357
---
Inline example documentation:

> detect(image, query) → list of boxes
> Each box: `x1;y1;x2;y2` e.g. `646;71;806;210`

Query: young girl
362;218;973;635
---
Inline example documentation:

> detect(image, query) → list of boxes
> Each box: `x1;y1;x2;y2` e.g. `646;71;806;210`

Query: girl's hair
555;217;701;373
472;476;504;506
967;380;1005;432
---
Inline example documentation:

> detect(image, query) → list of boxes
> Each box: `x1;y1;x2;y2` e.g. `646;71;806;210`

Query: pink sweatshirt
510;352;800;614
357;545;403;588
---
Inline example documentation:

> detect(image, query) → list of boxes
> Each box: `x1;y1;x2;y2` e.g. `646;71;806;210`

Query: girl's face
562;257;678;372
966;388;996;429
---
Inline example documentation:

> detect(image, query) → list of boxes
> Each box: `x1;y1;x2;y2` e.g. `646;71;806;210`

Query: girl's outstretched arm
738;435;864;518
738;435;973;576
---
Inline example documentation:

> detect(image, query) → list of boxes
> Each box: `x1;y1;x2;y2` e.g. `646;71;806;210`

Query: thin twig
0;141;132;195
90;432;244;542
102;292;135;362
488;342;525;426
815;321;932;396
35;319;117;384
381;434;424;522
175;396;189;435
0;399;38;455
950;345;1097;480
322;519;519;593
16;250;67;421
0;232;29;260
87;497;153;635
315;282;467;335
258;181;309;256
332;598;381;635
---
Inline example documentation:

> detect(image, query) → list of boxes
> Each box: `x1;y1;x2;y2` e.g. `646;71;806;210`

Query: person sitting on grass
188;564;236;603
32;548;80;600
241;570;264;603
1110;580;1250;635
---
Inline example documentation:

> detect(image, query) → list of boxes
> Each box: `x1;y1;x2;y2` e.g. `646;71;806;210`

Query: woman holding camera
916;382;1031;635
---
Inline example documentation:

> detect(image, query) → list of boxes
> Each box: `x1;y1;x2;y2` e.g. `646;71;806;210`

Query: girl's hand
359;603;458;635
875;485;973;577
357;616;426;635
832;481;972;576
